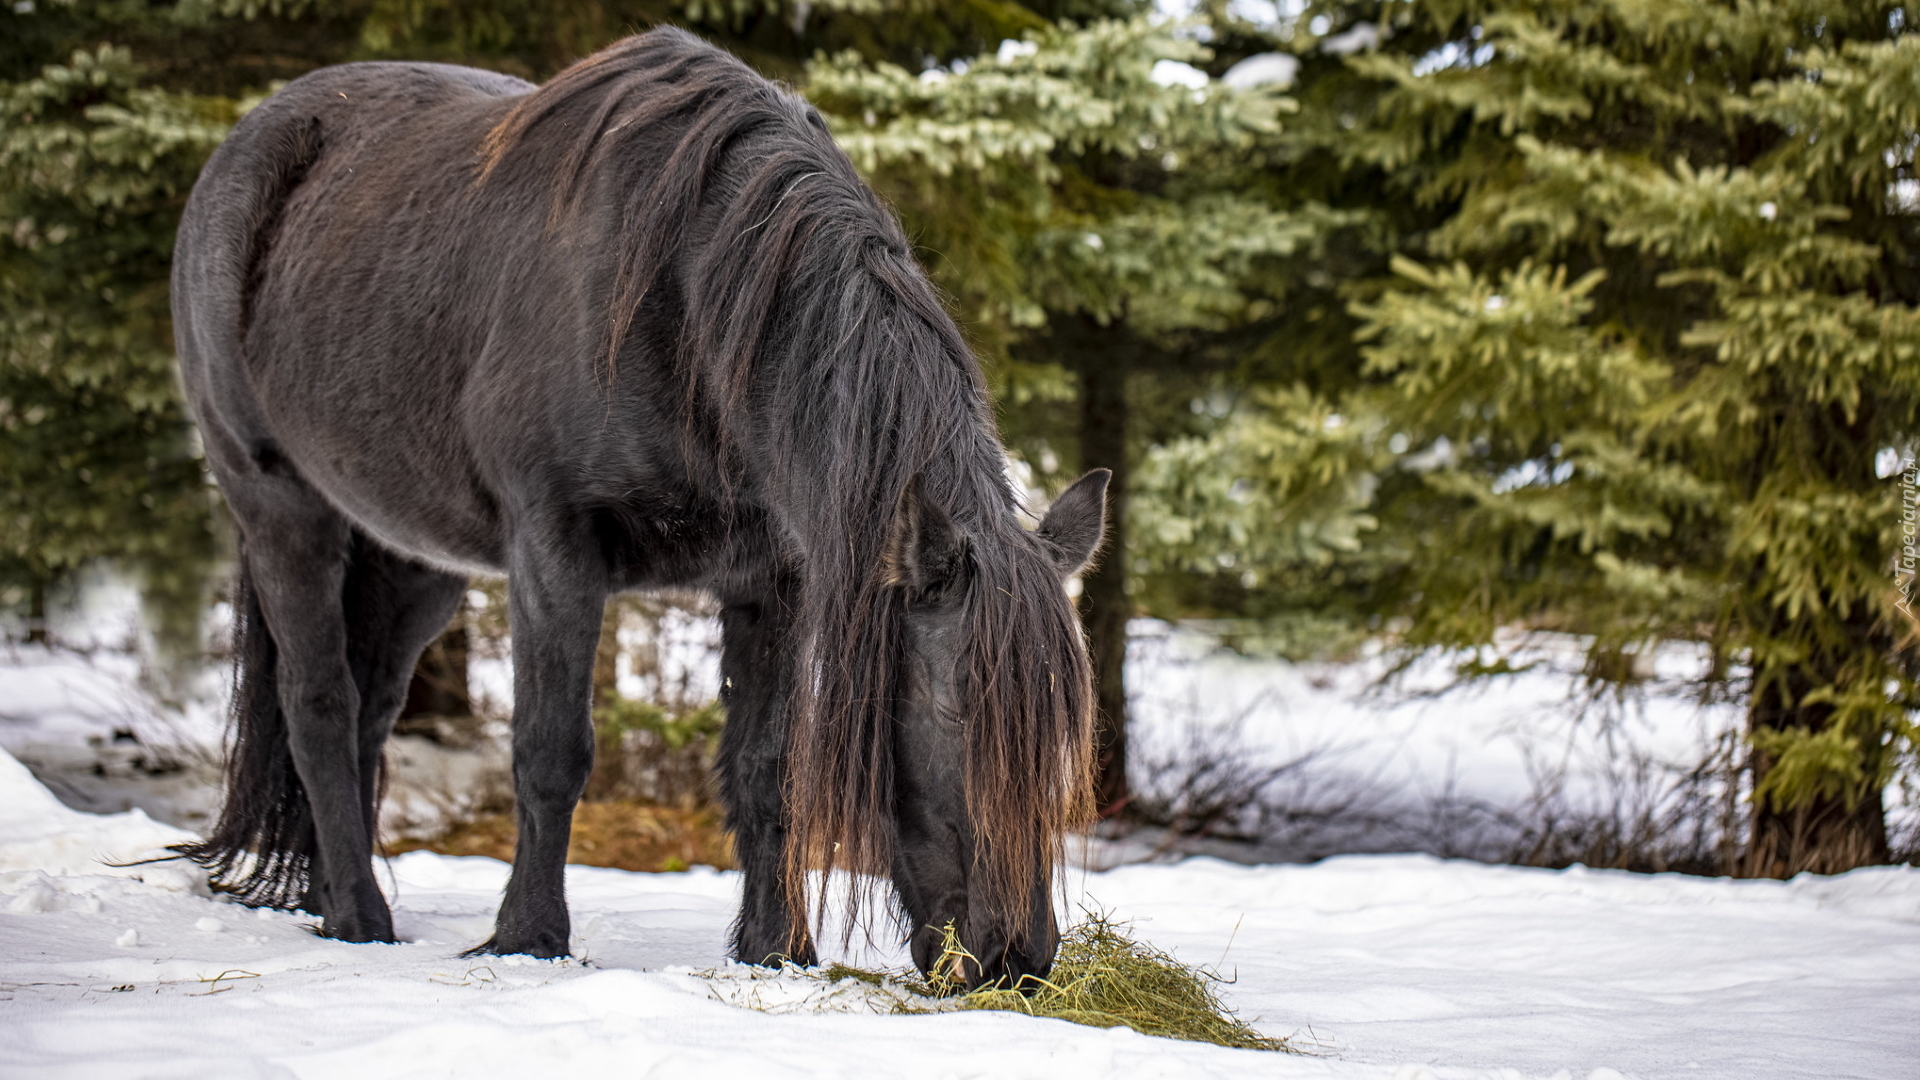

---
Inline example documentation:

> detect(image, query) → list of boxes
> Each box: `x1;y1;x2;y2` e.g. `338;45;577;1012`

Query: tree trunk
25;576;47;645
1076;337;1131;817
1742;661;1890;877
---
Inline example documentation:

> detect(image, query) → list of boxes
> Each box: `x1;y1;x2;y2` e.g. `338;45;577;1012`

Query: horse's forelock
960;532;1097;927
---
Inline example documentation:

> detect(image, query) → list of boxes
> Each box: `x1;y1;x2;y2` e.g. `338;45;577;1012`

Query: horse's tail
170;549;317;909
165;74;332;909
171;90;324;417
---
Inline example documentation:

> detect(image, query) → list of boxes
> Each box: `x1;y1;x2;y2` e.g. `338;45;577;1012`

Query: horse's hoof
738;944;818;969
319;909;396;944
322;923;398;945
462;935;570;960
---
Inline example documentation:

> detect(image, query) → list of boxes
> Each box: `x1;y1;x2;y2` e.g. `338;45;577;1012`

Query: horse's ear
884;476;967;602
1038;469;1110;577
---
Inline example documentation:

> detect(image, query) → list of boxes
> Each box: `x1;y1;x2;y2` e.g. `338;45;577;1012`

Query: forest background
3;0;1916;878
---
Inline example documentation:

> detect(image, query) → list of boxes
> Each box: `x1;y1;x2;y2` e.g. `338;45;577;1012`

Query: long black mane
481;29;1095;934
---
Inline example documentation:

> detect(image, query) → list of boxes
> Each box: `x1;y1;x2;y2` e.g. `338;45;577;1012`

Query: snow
1223;53;1302;90
0;582;231;833
569;613;1915;864
1150;60;1212;90
4;591;1916;1076
1118;622;1766;863
2;745;1917;1079
1320;22;1383;57
0;638;514;842
0;746;201;889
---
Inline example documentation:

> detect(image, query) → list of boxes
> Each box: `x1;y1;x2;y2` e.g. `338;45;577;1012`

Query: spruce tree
1;1;378;650
1149;0;1920;872
0;43;234;649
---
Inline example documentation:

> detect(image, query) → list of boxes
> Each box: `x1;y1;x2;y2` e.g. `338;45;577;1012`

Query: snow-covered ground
2;745;1916;1079
0;583;509;841
4;587;1917;1077
1130;621;1738;809
1117;622;1766;863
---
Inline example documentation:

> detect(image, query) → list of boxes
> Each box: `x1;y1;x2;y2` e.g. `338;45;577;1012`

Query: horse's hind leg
227;491;395;941
715;575;816;967
339;536;468;856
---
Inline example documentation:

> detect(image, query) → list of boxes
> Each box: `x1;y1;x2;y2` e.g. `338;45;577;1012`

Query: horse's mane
481;28;1094;944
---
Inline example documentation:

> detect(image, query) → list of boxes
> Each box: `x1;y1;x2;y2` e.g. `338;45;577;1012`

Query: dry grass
806;914;1296;1052
947;916;1291;1051
388;799;735;873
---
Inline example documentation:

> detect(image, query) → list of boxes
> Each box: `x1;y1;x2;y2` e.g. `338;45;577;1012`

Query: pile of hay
805;914;1293;1052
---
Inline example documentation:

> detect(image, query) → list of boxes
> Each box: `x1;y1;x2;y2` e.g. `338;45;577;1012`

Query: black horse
169;28;1108;988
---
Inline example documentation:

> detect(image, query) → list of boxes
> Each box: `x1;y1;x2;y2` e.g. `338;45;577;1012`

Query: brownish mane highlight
960;532;1098;926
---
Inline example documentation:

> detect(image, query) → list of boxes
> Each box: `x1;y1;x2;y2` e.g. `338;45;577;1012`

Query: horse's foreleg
471;543;604;959
716;579;816;967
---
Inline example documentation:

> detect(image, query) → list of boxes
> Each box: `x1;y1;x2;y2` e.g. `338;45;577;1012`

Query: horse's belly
317;461;506;575
248;312;508;572
267;401;506;574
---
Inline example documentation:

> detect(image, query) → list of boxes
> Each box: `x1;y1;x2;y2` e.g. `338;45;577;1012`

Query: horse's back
174;60;542;573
